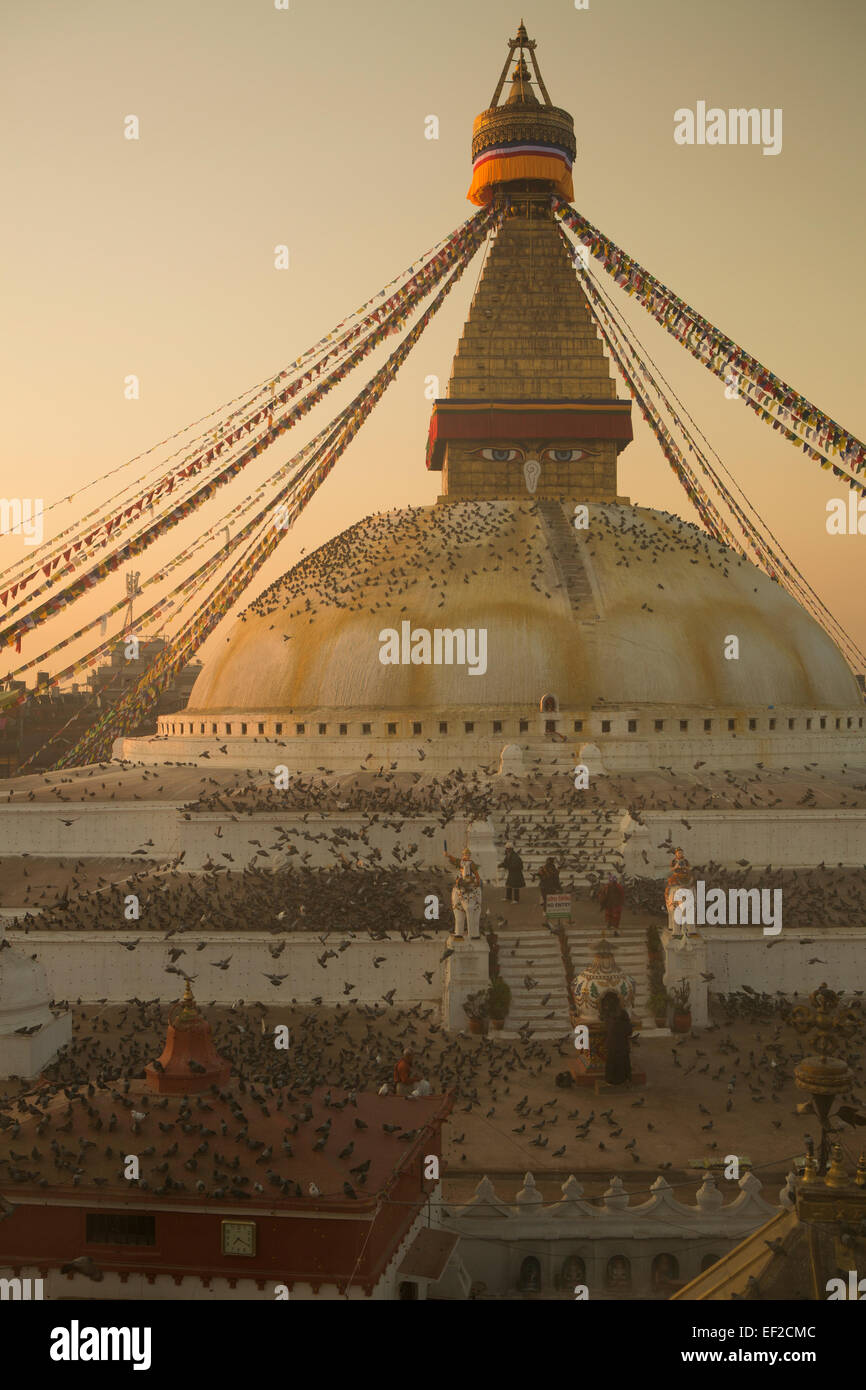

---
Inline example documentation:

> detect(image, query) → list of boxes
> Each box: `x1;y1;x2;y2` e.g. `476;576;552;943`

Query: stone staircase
495;924;572;1037
496;921;652;1038
492;808;626;890
537;499;599;620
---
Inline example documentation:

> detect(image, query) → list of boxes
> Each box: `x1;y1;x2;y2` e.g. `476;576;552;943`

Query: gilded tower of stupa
428;23;633;503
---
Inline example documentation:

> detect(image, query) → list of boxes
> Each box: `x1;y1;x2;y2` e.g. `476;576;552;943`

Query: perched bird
60;1255;104;1282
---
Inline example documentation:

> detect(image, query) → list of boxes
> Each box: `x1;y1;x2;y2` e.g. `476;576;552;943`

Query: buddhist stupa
121;24;863;777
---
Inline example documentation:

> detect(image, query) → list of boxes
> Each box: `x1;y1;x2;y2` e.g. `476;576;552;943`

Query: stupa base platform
0;1010;72;1079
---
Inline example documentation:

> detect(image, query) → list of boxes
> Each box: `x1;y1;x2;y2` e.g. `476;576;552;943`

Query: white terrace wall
0;804;461;872
2;931;442;1007
177;812;453;872
622;810;866;875
2;800;861;878
8;919;865;1011
0;804;182;858
703;928;866;996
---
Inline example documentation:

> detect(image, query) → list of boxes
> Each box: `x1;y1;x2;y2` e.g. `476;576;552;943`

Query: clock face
222;1221;256;1256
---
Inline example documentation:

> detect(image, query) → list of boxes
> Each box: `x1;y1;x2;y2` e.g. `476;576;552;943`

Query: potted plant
648;990;669;1029
487;977;511;1031
646;923;663;964
463;989;489;1035
646;925;668;1026
670;980;691;1033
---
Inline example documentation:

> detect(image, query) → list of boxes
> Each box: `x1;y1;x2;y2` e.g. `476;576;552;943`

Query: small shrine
568;935;645;1088
145;980;231;1094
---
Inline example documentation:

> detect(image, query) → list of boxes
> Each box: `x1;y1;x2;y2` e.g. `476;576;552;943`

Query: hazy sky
2;0;864;682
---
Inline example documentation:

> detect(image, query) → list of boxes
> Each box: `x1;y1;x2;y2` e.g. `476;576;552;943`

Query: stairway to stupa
494;921;651;1038
536;499;599;620
494;924;571;1036
489;808;647;1037
491;807;626;889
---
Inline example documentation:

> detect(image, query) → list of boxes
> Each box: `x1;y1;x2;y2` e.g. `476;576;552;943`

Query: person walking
537;857;561;912
500;843;525;904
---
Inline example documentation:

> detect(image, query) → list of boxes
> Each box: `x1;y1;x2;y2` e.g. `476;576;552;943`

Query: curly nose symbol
523;457;541;493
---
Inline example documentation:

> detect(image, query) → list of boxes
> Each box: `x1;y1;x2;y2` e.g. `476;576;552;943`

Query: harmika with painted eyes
470;445;597;463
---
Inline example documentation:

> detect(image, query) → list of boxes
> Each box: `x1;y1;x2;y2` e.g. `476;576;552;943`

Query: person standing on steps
500;842;525;904
537;856;561;912
598;873;625;936
604;1000;633;1086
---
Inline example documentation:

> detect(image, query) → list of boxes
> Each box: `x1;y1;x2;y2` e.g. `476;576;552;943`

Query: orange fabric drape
467;152;574;206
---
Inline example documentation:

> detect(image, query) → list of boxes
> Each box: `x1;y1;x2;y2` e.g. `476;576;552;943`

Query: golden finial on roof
801;1139;818;1184
793;985;858;1175
170;978;201;1028
505;55;538;107
825;1143;849;1188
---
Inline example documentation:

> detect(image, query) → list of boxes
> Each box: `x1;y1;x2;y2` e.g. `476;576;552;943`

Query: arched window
652;1253;680;1289
605;1255;630;1290
518;1256;541;1293
540;693;558;713
701;1252;721;1273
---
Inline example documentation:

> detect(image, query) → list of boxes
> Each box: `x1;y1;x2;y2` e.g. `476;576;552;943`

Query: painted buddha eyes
480;447;521;462
472;446;592;462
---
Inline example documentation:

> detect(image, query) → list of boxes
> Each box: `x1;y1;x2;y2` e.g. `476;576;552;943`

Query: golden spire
172;977;202;1028
505;55;539;107
825;1143;849;1188
792;984;859;1174
468;25;575;208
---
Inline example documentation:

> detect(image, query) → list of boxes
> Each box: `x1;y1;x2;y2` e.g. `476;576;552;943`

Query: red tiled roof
0;1081;452;1212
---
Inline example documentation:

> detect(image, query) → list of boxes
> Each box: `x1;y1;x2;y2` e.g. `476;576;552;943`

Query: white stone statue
445;849;483;939
664;847;696;939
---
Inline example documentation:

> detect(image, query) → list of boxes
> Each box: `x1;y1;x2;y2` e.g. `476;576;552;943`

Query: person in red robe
393;1048;418;1096
598;874;625;935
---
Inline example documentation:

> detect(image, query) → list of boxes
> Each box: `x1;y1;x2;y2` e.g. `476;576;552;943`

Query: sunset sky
2;0;864;683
